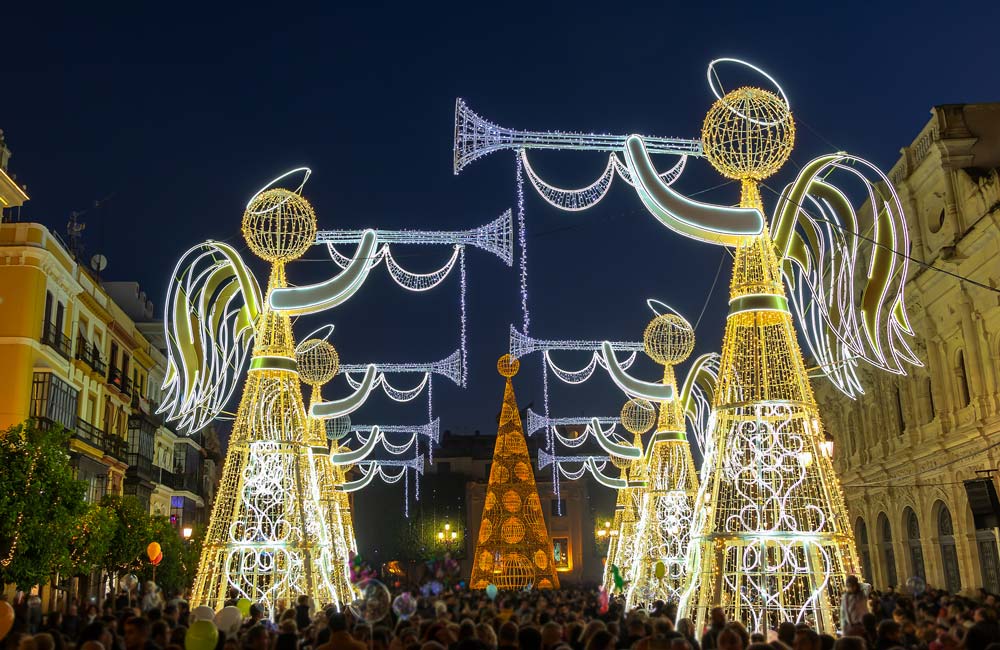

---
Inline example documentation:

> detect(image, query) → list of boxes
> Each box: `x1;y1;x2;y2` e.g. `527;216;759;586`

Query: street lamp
182;527;193;540
437;522;459;546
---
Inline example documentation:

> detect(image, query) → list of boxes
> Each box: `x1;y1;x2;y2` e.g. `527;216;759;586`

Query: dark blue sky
5;1;1000;439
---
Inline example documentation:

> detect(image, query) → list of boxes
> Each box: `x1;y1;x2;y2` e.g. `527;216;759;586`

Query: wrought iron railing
41;321;72;359
108;367;133;396
75;338;108;375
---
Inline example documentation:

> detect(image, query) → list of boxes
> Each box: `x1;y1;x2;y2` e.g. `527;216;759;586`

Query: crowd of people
5;577;1000;650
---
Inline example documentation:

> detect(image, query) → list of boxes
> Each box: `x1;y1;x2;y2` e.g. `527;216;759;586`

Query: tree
0;422;88;590
137;517;203;596
99;494;153;577
64;502;116;575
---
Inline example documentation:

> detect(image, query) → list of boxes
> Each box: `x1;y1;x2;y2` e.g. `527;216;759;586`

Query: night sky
5;2;1000;444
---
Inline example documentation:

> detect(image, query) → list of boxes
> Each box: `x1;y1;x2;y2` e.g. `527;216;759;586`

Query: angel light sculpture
458;59;920;632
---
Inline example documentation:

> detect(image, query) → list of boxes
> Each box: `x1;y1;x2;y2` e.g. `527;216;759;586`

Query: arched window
926;377;936;423
896;387;906;435
937;502;961;593
956;350;971;407
856;517;873;583
878;512;898;588
904;507;925;579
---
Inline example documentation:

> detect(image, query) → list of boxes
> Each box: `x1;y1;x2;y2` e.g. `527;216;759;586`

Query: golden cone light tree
296;338;357;607
625;314;701;609
470;355;559;591
676;89;858;632
191;190;346;615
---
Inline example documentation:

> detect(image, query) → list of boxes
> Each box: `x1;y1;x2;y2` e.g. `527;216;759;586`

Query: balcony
126;454;153;481
108;367;133;396
75;338;108;375
155;466;201;494
103;432;127;463
131;394;162;426
73;418;104;451
40;321;72;360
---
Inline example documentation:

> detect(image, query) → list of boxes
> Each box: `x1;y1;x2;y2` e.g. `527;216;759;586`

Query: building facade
818;103;1000;595
0;135;217;535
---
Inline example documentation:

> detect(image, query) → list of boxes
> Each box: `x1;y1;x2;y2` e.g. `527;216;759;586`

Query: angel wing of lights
160;241;263;435
677;353;720;455
771;154;922;397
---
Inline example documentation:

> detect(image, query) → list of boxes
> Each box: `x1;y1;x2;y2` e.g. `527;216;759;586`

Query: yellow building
0;135;215;536
818;103;1000;595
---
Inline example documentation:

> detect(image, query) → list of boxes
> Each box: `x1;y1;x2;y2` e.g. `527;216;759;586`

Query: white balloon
214;606;242;638
192;606;216;622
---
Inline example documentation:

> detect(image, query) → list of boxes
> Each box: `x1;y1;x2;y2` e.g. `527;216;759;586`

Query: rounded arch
934;500;962;593
902;506;926;579
877;512;898;588
956;348;971;407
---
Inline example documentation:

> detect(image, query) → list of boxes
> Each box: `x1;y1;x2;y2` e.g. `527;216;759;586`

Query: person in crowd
701;610;726;650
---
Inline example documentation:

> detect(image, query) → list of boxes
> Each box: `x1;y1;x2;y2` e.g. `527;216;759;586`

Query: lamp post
437;523;459;547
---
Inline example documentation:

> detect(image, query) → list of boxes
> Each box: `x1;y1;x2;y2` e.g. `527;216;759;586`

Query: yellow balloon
0;601;13;641
185;620;218;650
147;542;162;562
654;561;666;579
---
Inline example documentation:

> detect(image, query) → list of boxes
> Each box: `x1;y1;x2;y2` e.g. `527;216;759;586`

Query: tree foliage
99;494;153;575
136;517;203;596
0;422;88;590
64;502;117;576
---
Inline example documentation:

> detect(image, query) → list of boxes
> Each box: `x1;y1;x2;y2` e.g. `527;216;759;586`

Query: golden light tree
602;410;648;595
470;355;559;591
625;314;700;609
295;337;357;607
187;188;349;614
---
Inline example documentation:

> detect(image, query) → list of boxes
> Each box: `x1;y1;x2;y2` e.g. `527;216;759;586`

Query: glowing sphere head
620;398;656;435
643;314;695;365
497;354;520;378
242;188;317;262
701;87;795;181
296;338;339;386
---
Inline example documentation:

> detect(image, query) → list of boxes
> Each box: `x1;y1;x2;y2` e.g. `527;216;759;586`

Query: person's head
877;620;901;642
499;622;519;647
170;625;187;646
670;640;692;650
248;605;264;622
832;637;866;650
151;620;169;646
297;595;309;607
676;619;695;639
124;617;150;650
327;612;348;633
459;620;477;642
519;627;542;650
243;625;269;650
846;576;860;594
749;634;766;644
372;626;391;650
477;623;498;649
793;628;820;650
541;622;562;649
717;628;744;650
584;631;615;650
33;633;55;650
710;608;726;628
46;611;62;628
777;622;796;646
79;642;105;650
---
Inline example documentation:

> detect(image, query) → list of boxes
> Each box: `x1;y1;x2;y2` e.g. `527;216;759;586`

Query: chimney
0;130;11;171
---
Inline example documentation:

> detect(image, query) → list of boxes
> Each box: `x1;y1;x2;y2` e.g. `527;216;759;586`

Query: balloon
906;575;927;597
185;620;219;650
151;552;163;567
120;574;138;591
611;565;624;593
236;598;252;617
654;561;666;580
391;592;417;620
485;584;498;601
214;606;242;638
192;606;215;622
147;542;161;562
349;579;391;624
0;601;14;641
597;587;609;615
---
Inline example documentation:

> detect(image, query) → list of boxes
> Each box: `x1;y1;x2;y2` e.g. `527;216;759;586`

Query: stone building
818;103;1000;594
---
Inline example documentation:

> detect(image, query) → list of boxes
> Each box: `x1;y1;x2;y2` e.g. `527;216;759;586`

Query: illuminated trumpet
340;349;464;387
509;324;642;360
525;409;617;437
316;209;513;266
454;98;702;174
349;418;441;444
